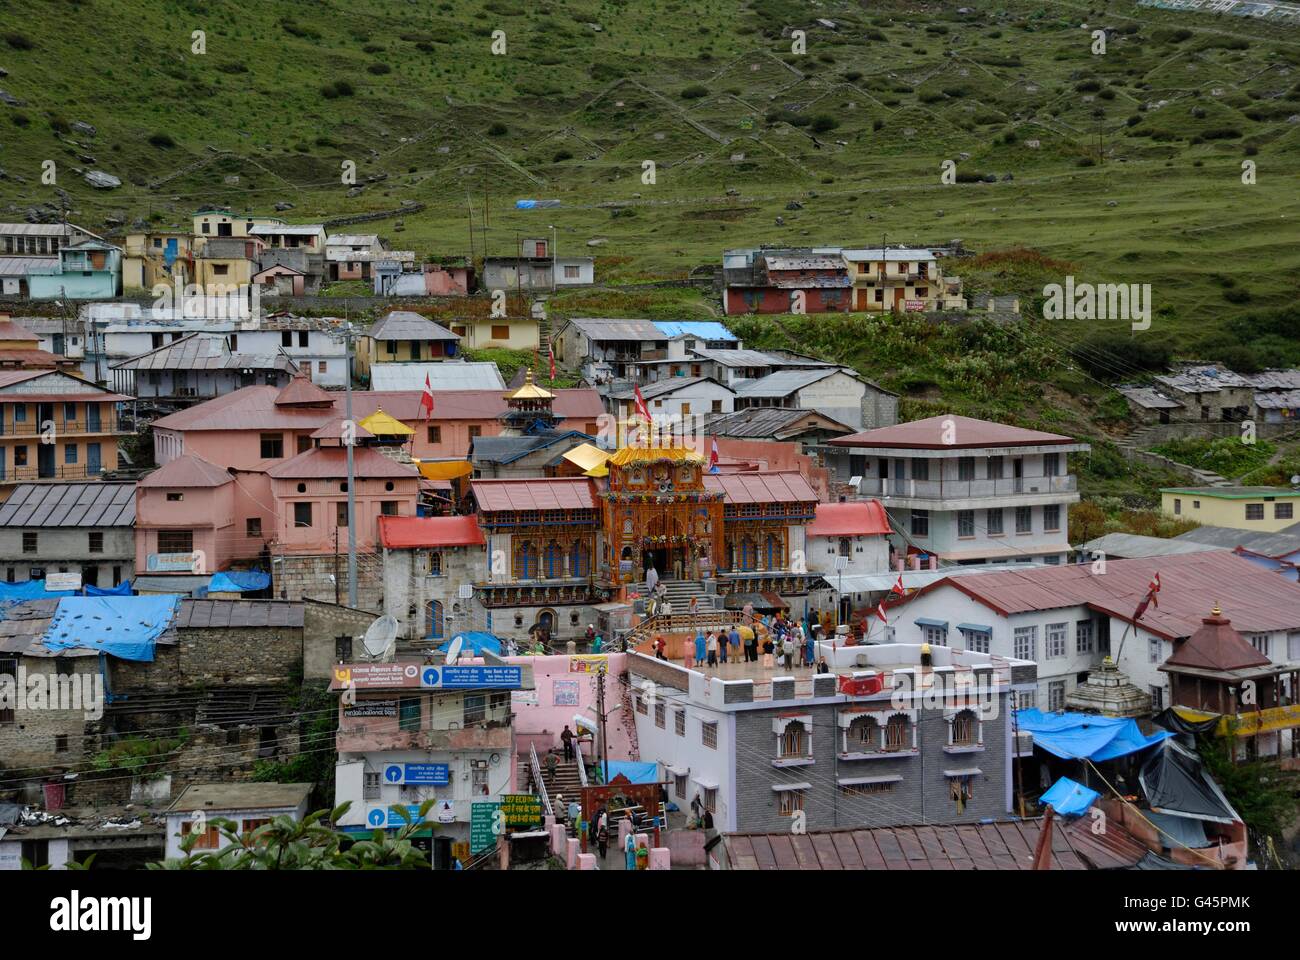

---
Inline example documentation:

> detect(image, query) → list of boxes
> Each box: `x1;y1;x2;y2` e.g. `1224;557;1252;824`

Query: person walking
762;634;775;668
718;627;729;664
654;634;667;661
544;748;558;786
804;624;815;668
560;725;574;761
585;623;596;646
645;563;659;597
683;633;695;668
694;629;705;667
689;595;699;619
706;631;718;667
592;633;603;654
729;624;741;665
597;818;609;859
782;633;795;669
745;627;758;663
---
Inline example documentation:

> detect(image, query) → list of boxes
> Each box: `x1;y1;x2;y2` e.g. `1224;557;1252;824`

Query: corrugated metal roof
110;333;294;372
1081;533;1223;560
735;368;852;397
139;454;233;488
761;255;845;271
828;414;1080;450
1246;369;1300;391
806;501;892;537
651;321;737;341
611;376;732;401
326;235;382;247
368;311;460;342
840;248;938;261
472;477;595;512
563;318;664;341
0;223;79;236
370;362;504;392
908;551;1300;640
0;319;43;340
1117;385;1182;410
1254;390;1300;409
1176;523;1300;557
710;407;855;439
1154;366;1251;393
0;482;136;528
702;470;818;504
0;257;55;275
248;224;324;236
378;515;485;549
265;446;419;480
174;599;304;629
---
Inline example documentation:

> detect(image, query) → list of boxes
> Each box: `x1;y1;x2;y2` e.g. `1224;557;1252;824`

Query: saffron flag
1132;570;1161;623
420;372;435;418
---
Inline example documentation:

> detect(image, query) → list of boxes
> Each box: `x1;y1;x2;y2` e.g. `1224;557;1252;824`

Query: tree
150;801;434;870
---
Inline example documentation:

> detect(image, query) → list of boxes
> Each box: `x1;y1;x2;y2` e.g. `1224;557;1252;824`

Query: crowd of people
654;608;837;674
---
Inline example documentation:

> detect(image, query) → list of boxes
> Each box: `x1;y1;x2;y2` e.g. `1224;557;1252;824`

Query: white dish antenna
445;635;464;665
360;615;399;660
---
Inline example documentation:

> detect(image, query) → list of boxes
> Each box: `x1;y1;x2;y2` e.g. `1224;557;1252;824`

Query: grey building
0;482;136;588
629;643;1034;834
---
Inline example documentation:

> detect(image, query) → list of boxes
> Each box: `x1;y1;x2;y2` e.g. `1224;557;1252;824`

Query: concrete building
0;481;135;587
482;237;593;292
27;241;122;300
164;783;313;859
608;377;737;432
110;332;298;406
890;551;1300;721
628;642;1032;834
1162;486;1300;533
0;370;128;486
823;415;1089;566
733;368;891;432
358;311;461;374
121;231;195;293
804;500;893;578
0;224;106;296
324;234;414;282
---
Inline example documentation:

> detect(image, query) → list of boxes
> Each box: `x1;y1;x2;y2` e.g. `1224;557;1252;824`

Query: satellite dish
445;635;464;665
1291;475;1300;486
360;615;399;661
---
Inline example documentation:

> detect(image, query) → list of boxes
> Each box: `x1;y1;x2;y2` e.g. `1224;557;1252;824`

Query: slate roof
173;599;305;629
0;482;135;528
709;407;854;439
110;333;296;372
562;318;664;342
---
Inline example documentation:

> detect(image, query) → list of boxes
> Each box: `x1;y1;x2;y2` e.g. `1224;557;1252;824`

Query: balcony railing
857;474;1077;500
853;271;927;285
1;464;109;483
0;416;121;437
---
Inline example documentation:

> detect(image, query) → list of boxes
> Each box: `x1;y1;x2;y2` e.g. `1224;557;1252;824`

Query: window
213;264;229;276
988;456;1003;479
1043;505;1061;532
702;787;717;812
228;334;238;351
468;425;482;439
923;624;946;646
850;716;880;751
1249;634;1270;658
491;325;511;341
635;694;648;716
1148;637;1161;664
464;693;486;726
166;492;183;502
157;529;192;554
675;774;688;797
335;635;353;662
838;537;851;558
428;552;442;576
298;331;309;348
259;433;284;459
55;734;69;753
956;457;974;481
1015;506;1032;534
1013;625;1037;661
398;696;422;731
778;721;807;758
959;628;989;654
777;789;806;816
1044;452;1060;476
1173;498;1182;516
1046;623;1067;659
381;501;399;516
246;518;262;538
1015;689;1037;711
318;361;327;374
986;508;1003;536
427;425;441;444
1246;503;1264;521
63;403;77;421
281;331;293;348
336;502;349;527
910;510;929;537
957;510;975;538
88;532;103;554
655;701;666;729
1150;686;1164;711
842;781;895;797
951;709;978;746
564;265;579;279
884;713;911;751
22;531;37;554
12;446;26;467
64;444;78;465
1277;503;1294;520
702;721;718;749
911;458;929;481
181;822;222;850
293;502;313;528
1076;621;1094;655
675;710;686;736
1048;681;1066;712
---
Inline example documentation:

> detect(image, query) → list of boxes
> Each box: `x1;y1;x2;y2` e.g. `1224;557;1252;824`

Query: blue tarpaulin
0;580;75;610
599;761;659;785
207;570;270;593
41;595;181;662
85;581;133;597
1040;776;1099;816
1016;709;1173;761
440;632;502;657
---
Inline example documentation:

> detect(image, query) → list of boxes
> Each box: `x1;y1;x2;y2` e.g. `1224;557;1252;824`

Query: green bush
680;84;708;99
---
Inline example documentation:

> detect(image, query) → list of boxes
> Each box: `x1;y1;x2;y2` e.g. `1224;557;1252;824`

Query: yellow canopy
358;407;415;436
608;444;705;466
506;368;555;401
414;459;474;481
562;442;612;474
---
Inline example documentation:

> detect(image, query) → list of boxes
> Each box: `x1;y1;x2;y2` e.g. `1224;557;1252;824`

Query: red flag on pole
890;573;906;599
419;372;435;418
633;384;652;423
708;436;719;472
548;346;556;380
875;598;888;625
1132;570;1161;622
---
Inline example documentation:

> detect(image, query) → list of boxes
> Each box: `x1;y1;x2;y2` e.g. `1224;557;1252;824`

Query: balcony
337;719;513;754
857;474;1077;506
1;463;110;484
0;415;123;437
853;270;927;285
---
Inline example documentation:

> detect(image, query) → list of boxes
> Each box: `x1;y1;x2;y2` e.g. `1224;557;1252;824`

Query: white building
804;500;893;577
734;368;886;431
889;551;1300;719
608;377;736;431
164;782;312;859
824;414;1089;566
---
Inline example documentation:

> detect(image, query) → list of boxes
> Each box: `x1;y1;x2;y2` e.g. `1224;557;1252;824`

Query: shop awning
414;459;474;481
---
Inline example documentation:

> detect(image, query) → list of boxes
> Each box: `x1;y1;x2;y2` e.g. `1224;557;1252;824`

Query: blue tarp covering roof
208;570;271;593
1040;776;1099;816
440;632;502;657
599;761;659;785
652;321;737;341
42;595;181;662
1016;709;1174;761
85;581;133;597
0;580;75;611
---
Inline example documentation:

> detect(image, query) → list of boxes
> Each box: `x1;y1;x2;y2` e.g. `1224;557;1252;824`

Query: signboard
382;762;450;786
471;801;501;854
435;799;456;824
330;662;421;690
45;572;82;591
343;699;398;718
363;804;427;829
569;655;608;674
553;680;580;706
147;552;201;573
500;793;543;828
512;689;539;706
420;665;522;690
904;300;925;313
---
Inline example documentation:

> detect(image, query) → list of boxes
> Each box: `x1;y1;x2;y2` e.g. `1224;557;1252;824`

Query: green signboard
500;793;543;829
470;801;501;854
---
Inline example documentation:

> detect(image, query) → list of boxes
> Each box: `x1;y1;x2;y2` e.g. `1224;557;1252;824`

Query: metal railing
574;738;589;788
857;474;1077;500
0;416;119;437
529;740;553;818
0;464;109;483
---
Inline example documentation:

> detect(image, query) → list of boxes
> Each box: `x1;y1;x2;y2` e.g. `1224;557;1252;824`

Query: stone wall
302;599;379;680
274;552;384;614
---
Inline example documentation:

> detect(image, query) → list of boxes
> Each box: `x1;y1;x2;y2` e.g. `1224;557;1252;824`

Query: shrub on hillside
1068;334;1171;380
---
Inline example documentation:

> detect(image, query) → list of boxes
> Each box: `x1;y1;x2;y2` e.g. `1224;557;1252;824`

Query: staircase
1116;423;1232;487
522;749;585;801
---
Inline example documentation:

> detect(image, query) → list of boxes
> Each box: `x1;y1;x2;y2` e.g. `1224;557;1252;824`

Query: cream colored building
841;247;966;313
1162;486;1300;532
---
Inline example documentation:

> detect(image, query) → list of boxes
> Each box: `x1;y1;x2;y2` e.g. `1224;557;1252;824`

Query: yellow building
1161;486;1300;532
446;316;540;351
193;236;264;296
841;247;966;313
192;209;287;239
121;232;194;292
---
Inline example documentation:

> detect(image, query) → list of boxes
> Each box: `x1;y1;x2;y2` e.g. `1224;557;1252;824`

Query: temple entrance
645;548;669;580
645;547;689;581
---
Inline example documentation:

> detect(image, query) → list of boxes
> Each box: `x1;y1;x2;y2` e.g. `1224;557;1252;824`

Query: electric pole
343;322;358;608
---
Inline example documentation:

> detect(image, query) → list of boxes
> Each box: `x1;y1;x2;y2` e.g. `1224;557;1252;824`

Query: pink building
150;376;604;467
135;454;239;575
